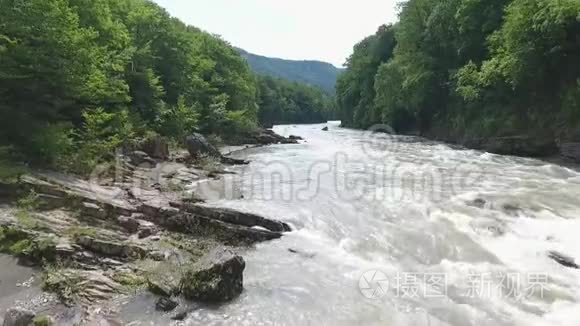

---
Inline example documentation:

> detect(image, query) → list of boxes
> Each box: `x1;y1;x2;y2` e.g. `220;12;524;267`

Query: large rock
2;307;35;326
464;136;558;157
185;133;222;159
140;135;169;160
162;212;284;244
181;248;245;302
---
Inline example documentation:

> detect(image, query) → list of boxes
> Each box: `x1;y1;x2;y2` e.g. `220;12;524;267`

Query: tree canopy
337;0;580;143
0;0;332;172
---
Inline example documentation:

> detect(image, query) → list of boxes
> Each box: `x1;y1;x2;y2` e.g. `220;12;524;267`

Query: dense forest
0;0;332;174
257;76;334;127
238;48;343;94
337;0;580;146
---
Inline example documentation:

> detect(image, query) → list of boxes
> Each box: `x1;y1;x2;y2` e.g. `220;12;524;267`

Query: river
189;122;580;326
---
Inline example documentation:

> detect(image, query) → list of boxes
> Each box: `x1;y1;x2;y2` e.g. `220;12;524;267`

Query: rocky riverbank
0;130;298;325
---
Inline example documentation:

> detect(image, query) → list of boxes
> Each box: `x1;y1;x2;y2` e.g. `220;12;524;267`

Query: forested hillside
337;0;580;149
0;0;333;174
238;48;343;94
257;76;334;127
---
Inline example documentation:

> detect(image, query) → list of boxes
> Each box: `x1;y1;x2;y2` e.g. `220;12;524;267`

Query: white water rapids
187;122;580;326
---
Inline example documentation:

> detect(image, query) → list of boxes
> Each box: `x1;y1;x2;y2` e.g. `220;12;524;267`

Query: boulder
147;269;181;297
155;297;178;312
560;142;580;162
185;133;222;159
548;251;579;269
128;151;155;166
2;307;35;326
463;136;558;157
181;248;245;302
322;127;329;131
140;136;169;160
117;216;140;233
288;135;303;141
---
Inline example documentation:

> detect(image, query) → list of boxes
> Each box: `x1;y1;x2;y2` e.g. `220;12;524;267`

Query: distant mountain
237;48;343;94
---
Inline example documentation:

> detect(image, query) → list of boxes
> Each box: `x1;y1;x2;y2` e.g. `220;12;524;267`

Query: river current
189;122;580;326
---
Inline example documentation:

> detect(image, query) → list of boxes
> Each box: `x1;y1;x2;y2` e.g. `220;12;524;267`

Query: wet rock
560;142;580;162
288;248;316;259
155;297;178;312
2;307;35;326
181;248;245;302
181;204;291;233
463;136;558;157
75;236;146;259
171;311;188;321
139;135;169;160
502;203;521;215
288;135;303;140
466;198;486;209
548;251;579;269
163;212;284;244
322;127;329;131
186;133;222;159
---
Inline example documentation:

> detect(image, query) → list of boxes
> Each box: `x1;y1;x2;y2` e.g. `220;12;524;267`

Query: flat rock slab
182;204;291;233
163;213;283;244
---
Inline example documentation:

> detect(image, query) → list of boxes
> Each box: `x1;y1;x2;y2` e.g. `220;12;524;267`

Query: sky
152;0;399;67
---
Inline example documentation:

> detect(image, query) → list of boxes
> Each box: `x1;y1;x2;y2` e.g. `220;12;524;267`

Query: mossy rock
180;247;245;302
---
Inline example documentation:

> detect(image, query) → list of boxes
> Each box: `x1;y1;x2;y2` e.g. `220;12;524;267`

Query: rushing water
189;122;580;326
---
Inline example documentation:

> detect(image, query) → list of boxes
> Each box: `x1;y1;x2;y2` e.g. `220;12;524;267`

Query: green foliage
17;190;40;211
257;76;335;126
156;97;200;142
336;25;397;128
3;0;332;170
0;226;56;263
33;316;54;326
338;0;580;142
65;226;98;241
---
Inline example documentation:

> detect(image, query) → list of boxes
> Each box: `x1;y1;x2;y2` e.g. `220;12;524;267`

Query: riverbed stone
180;248;245;302
2;307;35;326
155;297;179;312
75;236;146;259
548;251;579;269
